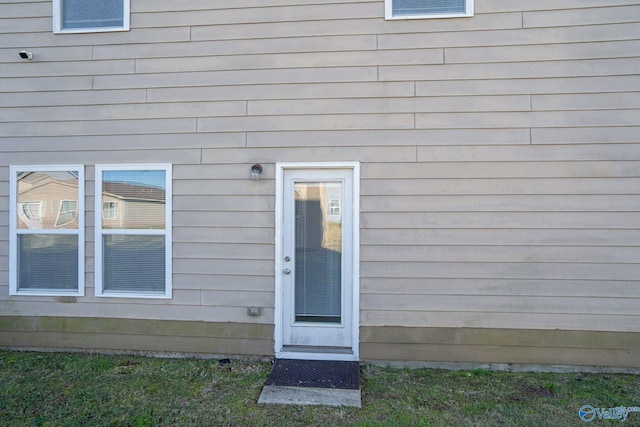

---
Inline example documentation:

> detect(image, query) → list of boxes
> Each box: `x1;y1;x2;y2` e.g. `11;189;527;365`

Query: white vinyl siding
9;165;85;296
95;164;172;298
385;0;473;19
53;0;130;33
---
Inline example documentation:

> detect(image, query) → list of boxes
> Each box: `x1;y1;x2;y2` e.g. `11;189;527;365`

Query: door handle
283;268;291;275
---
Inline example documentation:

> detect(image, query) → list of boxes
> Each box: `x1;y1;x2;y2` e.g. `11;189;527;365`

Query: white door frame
274;162;360;361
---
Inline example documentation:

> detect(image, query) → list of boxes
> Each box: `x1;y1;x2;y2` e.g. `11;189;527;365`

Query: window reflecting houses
17;171;79;230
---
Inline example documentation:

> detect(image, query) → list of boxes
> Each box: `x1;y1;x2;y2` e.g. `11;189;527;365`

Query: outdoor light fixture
250;163;263;180
19;50;33;60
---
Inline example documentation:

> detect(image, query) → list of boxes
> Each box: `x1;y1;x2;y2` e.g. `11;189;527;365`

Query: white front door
276;164;359;360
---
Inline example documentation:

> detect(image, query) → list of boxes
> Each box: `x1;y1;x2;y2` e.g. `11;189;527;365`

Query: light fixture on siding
18;50;33;60
250;163;263;180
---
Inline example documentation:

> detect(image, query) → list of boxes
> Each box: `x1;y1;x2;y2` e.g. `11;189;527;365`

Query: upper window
385;0;473;19
95;164;172;298
10;165;85;296
53;0;130;33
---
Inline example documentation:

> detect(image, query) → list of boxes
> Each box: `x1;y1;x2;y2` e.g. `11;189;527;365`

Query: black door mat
265;359;360;390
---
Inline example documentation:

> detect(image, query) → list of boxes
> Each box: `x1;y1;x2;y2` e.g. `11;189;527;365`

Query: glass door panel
294;182;343;323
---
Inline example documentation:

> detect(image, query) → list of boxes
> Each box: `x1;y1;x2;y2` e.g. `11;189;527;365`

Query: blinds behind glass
103;235;165;293
18;235;78;290
393;0;465;15
62;0;123;29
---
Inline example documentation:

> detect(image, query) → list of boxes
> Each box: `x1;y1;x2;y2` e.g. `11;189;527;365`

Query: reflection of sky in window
103;170;166;190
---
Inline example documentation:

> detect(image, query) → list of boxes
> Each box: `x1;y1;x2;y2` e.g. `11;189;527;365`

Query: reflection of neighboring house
101;182;165;230
16;172;79;230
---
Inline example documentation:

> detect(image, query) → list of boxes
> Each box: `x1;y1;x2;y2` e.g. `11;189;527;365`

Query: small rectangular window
53;0;130;33
385;0;473;19
10;166;84;296
95;164;172;298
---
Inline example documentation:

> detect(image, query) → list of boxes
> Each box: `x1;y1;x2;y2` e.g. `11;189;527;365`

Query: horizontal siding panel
134;0;375;13
416;75;640;97
0;28;191;49
173;180;272;196
202;146;417;163
417;143;640;162
1;149;201;165
362;327;640;350
174;195;274;211
360;342;639;367
174;259;273;276
173;275;272;292
174;211;274;228
361;194;640;212
0;2;50;19
0;17;50;33
0;60;134;78
416;110;639;129
362;261;640;281
37;317;272;339
362;294;640;315
523;5;640;28
135;49;443;74
445;40;640;64
363;161;640;179
361;212;640;229
197;113;414;132
532;92;640;111
477;0;640;13
200;291;273;307
361;278;640;298
174;227;274;244
174;164;275;180
94;35;377;60
361;178;640;195
191;12;523;41
0;118;197;137
247;129;531;147
0;301;273;324
132;2;382;28
0;76;93;93
362;245;640;264
0;46;93;63
532;126;640;144
0;89;147;108
148;82;415;103
0;331;274;355
360;229;640;246
381;58;640;83
94;66;378;90
247;95;530;116
0;134;244;152
378;23;640;50
174;243;273;260
361;310;640;332
0;101;246;123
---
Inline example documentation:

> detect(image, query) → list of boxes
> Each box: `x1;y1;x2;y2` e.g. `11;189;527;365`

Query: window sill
54;26;129;34
385;12;473;20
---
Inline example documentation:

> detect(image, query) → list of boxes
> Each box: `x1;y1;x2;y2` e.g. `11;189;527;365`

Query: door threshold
282;345;353;355
279;345;357;361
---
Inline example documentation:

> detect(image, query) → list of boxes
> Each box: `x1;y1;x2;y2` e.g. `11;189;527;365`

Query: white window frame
94;164;172;299
52;0;130;34
9;165;85;296
385;0;474;19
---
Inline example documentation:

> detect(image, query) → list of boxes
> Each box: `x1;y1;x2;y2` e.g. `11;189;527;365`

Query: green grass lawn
0;350;638;426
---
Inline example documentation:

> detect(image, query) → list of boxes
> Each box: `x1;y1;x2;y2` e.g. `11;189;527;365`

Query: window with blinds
95;165;172;298
385;0;473;19
53;0;130;33
10;166;85;296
